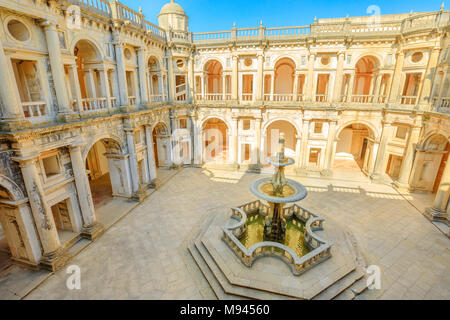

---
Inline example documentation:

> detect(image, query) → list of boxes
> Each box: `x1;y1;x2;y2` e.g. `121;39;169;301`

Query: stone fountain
250;133;307;242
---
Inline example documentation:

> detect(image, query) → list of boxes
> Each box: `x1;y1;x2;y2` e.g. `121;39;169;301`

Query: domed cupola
158;0;189;31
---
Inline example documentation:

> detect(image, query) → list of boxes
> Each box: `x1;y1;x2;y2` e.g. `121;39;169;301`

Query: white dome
160;0;185;15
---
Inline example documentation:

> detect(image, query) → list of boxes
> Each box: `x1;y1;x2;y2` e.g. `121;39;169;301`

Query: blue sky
123;0;445;32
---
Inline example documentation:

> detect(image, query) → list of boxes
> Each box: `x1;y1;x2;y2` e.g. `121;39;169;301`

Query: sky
122;0;446;32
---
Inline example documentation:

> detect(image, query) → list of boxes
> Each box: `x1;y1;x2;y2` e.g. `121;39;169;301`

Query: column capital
12;153;40;165
382;120;393;126
40;19;57;30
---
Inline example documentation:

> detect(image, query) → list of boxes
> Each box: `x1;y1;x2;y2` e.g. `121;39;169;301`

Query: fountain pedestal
264;202;286;241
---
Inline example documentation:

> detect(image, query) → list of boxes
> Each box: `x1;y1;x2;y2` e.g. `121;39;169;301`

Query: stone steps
188;243;244;300
195;240;294;300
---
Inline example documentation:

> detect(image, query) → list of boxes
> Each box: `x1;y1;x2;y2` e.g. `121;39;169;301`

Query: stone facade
0;0;449;270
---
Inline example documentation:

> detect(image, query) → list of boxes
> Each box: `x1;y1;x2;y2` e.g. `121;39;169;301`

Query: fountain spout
272;133;287;197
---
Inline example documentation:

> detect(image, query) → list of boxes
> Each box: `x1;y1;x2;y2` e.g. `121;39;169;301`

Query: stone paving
22;168;450;300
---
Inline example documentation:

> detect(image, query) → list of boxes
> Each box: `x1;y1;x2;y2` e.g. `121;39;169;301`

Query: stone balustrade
22;101;47;118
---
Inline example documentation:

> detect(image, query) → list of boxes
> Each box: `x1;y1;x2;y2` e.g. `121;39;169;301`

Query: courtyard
5;167;447;300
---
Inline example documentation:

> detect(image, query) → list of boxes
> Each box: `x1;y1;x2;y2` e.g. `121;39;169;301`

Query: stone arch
335;120;378;141
0;174;25;201
202;57;226;72
148;55;162;71
263;119;299;162
272;55;298;69
70;37;104;61
274;57;297;96
202;117;229;164
421;130;450;149
201;115;231;132
83;133;124;161
351;53;383;69
262;118;301;136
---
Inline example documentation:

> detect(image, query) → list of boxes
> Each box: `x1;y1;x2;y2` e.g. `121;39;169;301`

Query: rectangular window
314;122;323;134
42;155;61;178
179;118;187;129
395;126;408;139
309;148;321;165
244;144;251;161
243;119;251;131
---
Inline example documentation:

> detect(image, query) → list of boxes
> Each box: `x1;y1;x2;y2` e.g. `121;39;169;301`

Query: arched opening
153;123;171;168
334;123;374;177
273;58;296;101
148;56;164;102
352;56;379;103
86;138;121;209
0;183;28;268
412;134;450;193
204;60;224;100
71;40;112;111
264;120;297;170
202;118;228;163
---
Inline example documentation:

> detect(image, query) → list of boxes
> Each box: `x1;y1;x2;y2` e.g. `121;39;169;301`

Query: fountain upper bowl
250;177;307;204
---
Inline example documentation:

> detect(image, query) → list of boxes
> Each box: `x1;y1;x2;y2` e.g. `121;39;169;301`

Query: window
7;19;30;42
321;56;330;66
179;118;187;129
42;155;61;178
309;148;321;165
243;144;251;161
176;59;184;68
134;130;142;145
314;122;323;134
411;52;423;63
395;126;408;139
243;119;251;130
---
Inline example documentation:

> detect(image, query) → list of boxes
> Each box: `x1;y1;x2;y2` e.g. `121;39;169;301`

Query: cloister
0;0;449;300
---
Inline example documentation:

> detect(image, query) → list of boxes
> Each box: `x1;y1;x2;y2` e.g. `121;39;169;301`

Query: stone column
0;42;23;120
188;57;195;103
305;53;315;101
230;117;239;164
137;48;148;105
322;120;337;175
15;156;63;270
426;157;450;221
201;73;205;99
373;73;383;103
69;144;103;240
144;124;158;184
84;69;97;99
347;73;355;102
125;130;139;193
167;56;175;102
68;64;83;112
388;51;405;103
41;20;72;117
333;52;345;102
395;125;421;189
371;121;393;180
99;68;112;109
270;73;275;101
255;118;262;166
293;72;299;101
113;42;129;106
300;119;310;168
222;75;227;100
232;55;239;100
419;47;441;106
256;53;264;101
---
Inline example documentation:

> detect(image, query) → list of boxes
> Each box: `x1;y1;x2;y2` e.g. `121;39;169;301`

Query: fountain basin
250;177;307;204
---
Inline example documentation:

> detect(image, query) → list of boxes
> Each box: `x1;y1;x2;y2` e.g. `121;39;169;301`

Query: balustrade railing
436;97;450;113
352;94;374;103
400;95;417;105
315;94;328;102
22;101;47;118
81;97;108;112
193;31;231;41
241;93;253;101
145;21;166;40
67;0;111;17
109;97;118;108
128;96;136;105
149;94;165;103
265;26;310;37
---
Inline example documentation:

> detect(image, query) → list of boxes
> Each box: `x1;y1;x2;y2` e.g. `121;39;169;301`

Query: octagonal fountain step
187;207;370;300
